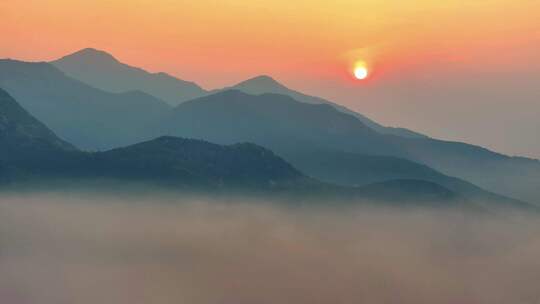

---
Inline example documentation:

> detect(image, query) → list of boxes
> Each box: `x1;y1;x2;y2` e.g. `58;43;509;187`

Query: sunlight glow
354;64;369;80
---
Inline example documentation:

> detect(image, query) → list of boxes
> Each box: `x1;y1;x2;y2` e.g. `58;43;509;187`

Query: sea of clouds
1;192;539;304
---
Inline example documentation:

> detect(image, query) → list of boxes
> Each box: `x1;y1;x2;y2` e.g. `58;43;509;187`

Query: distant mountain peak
51;49;207;106
56;48;119;64
246;75;278;82
234;75;289;92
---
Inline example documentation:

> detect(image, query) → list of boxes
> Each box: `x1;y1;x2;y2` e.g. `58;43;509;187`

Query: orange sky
1;0;540;157
2;0;539;87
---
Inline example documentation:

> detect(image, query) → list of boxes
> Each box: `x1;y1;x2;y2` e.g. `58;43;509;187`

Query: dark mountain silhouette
51;136;477;206
0;92;461;205
0;88;307;190
226;76;540;203
160;90;540;204
2;87;531;210
0;59;170;150
222;75;427;138
85;136;306;188
27;137;474;206
158;90;392;155
280;149;521;204
3;55;539;204
0;88;75;159
50;48;428;138
0;88;78;182
52;48;207;105
385;135;540;205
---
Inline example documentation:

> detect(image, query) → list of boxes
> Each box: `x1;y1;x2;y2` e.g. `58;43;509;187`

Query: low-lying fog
1;192;539;304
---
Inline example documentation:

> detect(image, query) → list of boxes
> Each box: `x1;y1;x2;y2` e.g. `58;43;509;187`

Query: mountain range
0;59;170;150
0;87;487;208
0;48;539;205
0;87;305;190
222;75;427;139
157;90;535;204
53;48;424;138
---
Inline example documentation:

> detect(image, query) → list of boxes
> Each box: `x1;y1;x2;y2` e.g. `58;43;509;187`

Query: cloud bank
1;193;539;304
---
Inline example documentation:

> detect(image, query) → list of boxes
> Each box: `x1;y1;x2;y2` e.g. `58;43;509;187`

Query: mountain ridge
0;88;75;158
160;89;540;204
2;87;531;210
4;55;540;204
51;48;427;138
0;59;171;150
52;48;206;105
223;75;428;139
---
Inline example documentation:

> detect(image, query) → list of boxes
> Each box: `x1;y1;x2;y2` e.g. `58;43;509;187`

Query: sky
1;0;540;157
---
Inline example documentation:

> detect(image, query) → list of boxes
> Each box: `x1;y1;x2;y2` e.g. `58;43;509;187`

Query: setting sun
354;66;369;80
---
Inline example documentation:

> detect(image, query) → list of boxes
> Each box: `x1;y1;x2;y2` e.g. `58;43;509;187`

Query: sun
354;66;369;80
353;60;369;80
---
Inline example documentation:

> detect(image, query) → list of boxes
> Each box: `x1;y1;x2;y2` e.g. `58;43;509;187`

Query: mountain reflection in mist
1;192;539;304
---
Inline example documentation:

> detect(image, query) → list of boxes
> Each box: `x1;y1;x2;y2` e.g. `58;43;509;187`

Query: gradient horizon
2;0;539;158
